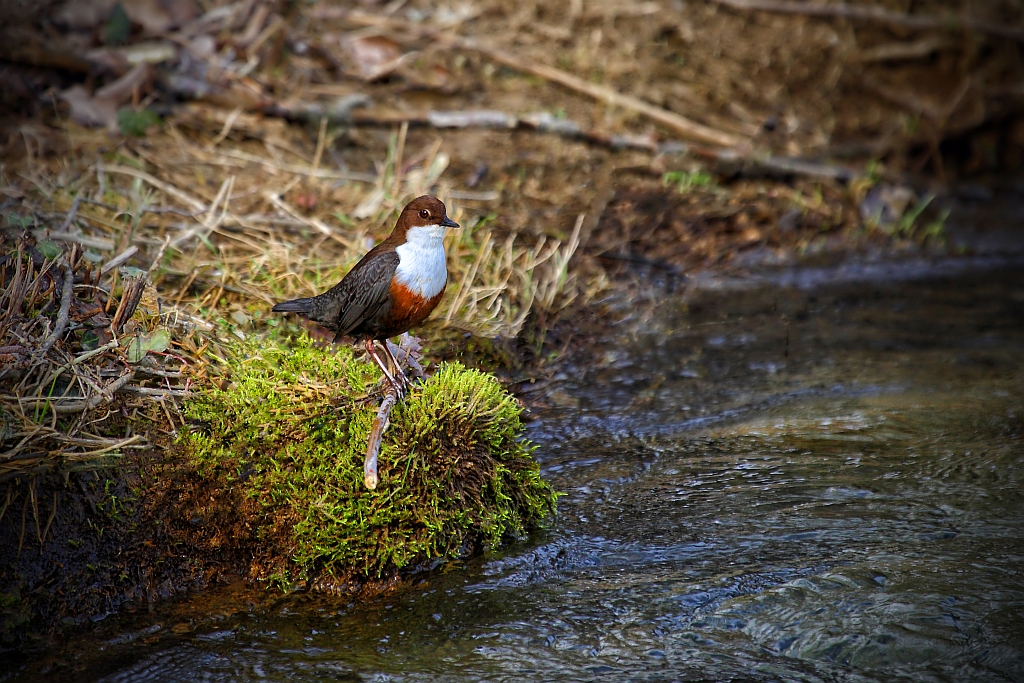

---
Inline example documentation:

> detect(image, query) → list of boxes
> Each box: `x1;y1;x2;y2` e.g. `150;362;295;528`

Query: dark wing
309;247;399;336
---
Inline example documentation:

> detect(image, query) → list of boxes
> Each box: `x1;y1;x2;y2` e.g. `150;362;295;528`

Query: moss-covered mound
180;334;556;585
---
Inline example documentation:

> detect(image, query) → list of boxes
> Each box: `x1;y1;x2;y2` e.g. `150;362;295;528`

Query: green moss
179;334;556;583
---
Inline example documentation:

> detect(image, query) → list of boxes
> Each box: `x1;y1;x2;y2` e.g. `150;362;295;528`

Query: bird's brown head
388;195;459;242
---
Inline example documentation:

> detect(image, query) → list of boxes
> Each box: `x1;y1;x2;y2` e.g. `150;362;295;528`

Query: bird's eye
419;209;430;219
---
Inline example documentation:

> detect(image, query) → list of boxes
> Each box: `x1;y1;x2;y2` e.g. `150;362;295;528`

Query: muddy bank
0;335;555;645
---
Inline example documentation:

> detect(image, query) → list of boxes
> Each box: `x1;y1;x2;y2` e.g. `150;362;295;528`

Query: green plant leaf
117;108;162;137
38;240;63;260
104;3;131;46
125;329;171;363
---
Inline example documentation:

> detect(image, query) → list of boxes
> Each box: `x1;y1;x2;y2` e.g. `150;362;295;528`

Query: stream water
6;263;1024;682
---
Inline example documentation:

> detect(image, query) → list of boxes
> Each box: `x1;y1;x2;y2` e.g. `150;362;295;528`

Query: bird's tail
271;297;315;315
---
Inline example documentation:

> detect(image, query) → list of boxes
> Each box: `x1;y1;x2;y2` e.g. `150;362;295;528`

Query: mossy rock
179;334;556;585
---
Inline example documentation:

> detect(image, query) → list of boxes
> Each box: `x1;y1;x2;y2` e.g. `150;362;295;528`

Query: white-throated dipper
272;195;459;394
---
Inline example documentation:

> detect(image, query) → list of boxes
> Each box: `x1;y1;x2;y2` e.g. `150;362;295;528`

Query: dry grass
0;106;589;481
0;230;204;482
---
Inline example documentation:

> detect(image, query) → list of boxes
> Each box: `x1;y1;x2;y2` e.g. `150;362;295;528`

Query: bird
272;195;459;395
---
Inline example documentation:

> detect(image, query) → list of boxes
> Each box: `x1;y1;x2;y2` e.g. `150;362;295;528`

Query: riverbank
2;0;1023;648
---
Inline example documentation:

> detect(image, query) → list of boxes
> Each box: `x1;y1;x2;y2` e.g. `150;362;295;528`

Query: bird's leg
381;339;412;392
365;340;404;396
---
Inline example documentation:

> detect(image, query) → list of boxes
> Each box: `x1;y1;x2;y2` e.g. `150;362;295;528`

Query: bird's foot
388;336;426;382
388;379;407;400
390;368;412;398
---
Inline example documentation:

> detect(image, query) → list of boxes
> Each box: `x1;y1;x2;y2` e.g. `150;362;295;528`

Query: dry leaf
343;34;403;80
122;0;199;34
59;63;152;130
60;85;118;130
55;0;119;30
353;187;385;219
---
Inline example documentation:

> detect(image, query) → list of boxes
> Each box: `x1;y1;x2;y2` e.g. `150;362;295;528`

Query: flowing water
6;264;1024;682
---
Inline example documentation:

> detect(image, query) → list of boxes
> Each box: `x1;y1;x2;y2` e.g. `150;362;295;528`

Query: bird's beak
441;216;460;228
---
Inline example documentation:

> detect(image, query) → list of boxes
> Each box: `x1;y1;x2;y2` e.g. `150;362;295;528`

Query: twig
711;0;1024;42
860;73;972;123
195;145;377;182
208;106;244;149
51;371;135;414
39;339;120;390
60;434;143;458
0;486;11;525
269;106;662;152
695;147;863;181
100;246;139;274
41;493;57;545
386;336;425;381
265;192;348;243
134;366;185;378
35;258;73;359
96;163;207;213
170;175;234;249
41;231;115;251
311;116;329;174
120;386;189;398
364;384;400;490
58;196;82;232
857;36;956;63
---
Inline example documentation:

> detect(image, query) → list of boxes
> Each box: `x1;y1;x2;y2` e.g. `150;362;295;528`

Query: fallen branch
712;0;1024;42
343;106;863;180
12;371;138;414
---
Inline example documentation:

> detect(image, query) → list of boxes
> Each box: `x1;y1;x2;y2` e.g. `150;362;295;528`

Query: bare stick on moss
364;384;400;490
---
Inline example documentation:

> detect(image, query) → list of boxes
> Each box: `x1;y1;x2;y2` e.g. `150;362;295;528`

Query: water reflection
7;268;1024;682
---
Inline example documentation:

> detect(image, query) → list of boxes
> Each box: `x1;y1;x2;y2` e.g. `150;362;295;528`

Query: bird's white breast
393;225;448;298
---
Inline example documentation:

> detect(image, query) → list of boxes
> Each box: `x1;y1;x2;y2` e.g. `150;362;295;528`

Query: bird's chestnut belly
363;280;445;339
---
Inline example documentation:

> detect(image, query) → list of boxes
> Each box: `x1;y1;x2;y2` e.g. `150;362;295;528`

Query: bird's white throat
393;225;448;298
